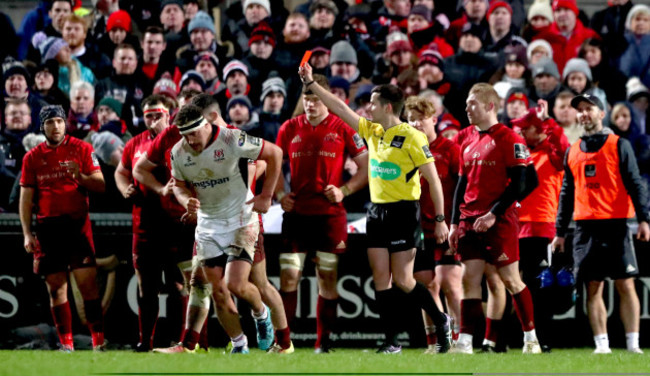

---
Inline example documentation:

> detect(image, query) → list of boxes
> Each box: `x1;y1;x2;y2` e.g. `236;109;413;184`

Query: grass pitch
0;348;648;376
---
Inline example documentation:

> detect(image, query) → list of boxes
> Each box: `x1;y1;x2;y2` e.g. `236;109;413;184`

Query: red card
300;51;312;67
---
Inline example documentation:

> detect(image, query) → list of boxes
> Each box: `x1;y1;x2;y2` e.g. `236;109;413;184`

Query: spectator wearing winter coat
30;59;69;111
62;14;112;80
618;5;650;88
528;57;564;113
446;0;488;49
562;58;609;120
176;11;227;74
67;81;99;140
521;0;554;42
242;22;280;90
578;38;628;106
591;0;634;62
257;76;288;142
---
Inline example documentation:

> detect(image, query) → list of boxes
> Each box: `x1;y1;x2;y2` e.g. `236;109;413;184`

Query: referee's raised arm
298;63;361;131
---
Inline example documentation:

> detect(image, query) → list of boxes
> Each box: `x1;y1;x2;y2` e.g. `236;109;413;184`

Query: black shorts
366;201;422;253
573;219;639;281
282;212;348;254
33;215;96;275
414;239;460;272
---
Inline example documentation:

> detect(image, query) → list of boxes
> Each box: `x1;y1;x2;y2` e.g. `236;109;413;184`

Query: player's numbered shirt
170;126;263;232
357;117;433;203
276;114;367;215
459;123;531;219
20;135;100;219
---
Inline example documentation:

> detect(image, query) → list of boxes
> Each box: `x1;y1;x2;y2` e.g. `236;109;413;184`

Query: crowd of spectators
1;0;650;214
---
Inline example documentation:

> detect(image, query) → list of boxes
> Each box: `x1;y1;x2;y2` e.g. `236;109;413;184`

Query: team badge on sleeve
422;145;433;159
353;133;365;149
91;152;99;167
514;143;529;159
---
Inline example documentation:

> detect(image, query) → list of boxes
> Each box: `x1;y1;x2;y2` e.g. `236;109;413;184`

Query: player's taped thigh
279;252;306;271
316;251;338;272
189;282;213;309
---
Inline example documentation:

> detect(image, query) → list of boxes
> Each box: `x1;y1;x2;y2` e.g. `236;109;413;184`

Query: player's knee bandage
279;253;306;271
177;259;193;272
316;251;338;272
189;283;212;309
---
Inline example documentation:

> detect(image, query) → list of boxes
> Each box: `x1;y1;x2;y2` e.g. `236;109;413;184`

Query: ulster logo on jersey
238;133;246;146
214;149;225;162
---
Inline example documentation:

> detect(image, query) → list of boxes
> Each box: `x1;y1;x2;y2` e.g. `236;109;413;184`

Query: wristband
340;185;351;197
305;80;315;87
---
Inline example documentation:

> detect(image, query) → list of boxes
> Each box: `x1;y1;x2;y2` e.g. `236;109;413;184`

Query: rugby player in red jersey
449;83;542;354
20;105;106;352
274;74;368;353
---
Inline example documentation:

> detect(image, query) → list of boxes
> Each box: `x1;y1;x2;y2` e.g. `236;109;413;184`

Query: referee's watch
434;215;446;223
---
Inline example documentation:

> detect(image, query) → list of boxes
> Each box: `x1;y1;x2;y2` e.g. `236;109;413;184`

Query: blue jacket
619;31;650;87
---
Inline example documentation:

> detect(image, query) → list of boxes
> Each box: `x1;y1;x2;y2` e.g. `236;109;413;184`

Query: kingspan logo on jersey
191;168;230;189
370;159;401;180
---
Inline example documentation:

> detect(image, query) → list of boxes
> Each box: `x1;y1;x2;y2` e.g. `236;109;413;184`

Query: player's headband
143;104;169;115
178;116;207;135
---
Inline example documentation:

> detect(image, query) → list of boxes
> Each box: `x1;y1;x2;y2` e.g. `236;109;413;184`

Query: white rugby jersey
171;126;263;232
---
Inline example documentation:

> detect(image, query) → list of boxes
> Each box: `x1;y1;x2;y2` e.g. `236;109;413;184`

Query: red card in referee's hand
300;51;312;67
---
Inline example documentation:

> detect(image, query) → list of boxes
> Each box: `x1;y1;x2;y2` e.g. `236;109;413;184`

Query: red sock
275;326;291;349
183;330;201;350
426;329;437;346
512;287;536;331
51;302;74;348
460;298;484;335
198;317;209;350
84;299;104;347
280;290;298;326
315;295;337;348
485;318;500;343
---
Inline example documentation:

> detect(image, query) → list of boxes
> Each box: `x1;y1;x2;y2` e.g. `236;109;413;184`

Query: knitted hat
39;105;66;128
22;133;47;152
107;10;131;33
38;37;68;64
98;97;123;115
507;91;529;107
571;93;605;111
552;0;578;16
329;76;350;96
2;57;31;83
329;40;357;65
527;39;554;60
562;58;592;81
222;60;249;79
625;4;650;31
504;44;527;67
418;48;444;68
180;69;206;90
243;0;271;16
188;11;215;34
91;131;124;164
493;81;513;99
311;46;330;54
153;73;178;100
460;22;483;38
626;77;650;102
227;95;253;112
436;113;461;134
409;5;432;24
531;57;560;79
387;40;412;56
528;0;554;22
486;1;512;21
248;21;276;47
160;0;184;12
310;0;339;16
194;51;220;70
260;76;286;101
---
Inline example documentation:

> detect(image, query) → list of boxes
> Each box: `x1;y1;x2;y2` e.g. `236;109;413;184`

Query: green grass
0;348;648;376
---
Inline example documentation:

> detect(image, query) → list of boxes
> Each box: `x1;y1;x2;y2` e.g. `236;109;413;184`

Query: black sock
408;282;445;327
375;288;398;346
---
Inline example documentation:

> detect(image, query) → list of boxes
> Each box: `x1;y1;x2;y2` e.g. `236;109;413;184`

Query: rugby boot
376;343;402;354
255;304;274;351
522;340;542;354
435;313;453;353
152;343;194;354
267;341;295;354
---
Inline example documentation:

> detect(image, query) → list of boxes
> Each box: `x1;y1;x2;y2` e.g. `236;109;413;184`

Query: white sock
594;334;609;349
524;329;538;342
231;333;248;347
482;339;496;347
458;333;473;346
626;332;639;350
252;305;267;321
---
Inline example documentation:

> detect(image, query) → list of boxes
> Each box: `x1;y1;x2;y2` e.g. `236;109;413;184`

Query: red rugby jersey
420;136;460;237
276;114;367;216
21;135;100;219
458;123;530;219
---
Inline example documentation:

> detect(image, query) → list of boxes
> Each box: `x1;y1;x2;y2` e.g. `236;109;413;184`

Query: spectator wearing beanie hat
626;77;650;135
532;0;599;73
257;75;287;142
215;60;255;114
227;95;260;134
32;59;70;111
176;11;226;74
527;39;553;66
308;0;338;48
484;1;527;54
97;10;141;61
327;40;372;102
179;69;206;92
222;0;272;57
153;73;179;107
91;131;124;167
489;44;530;90
436;113;461;140
417;47;450;95
3;58;47;130
528;57;562;111
591;0;634;60
522;0;554;42
97;97;123;127
562;58;608;117
194;51;222;95
407;5;454;58
619;5;650;89
243;21;280;89
503;88;530;126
